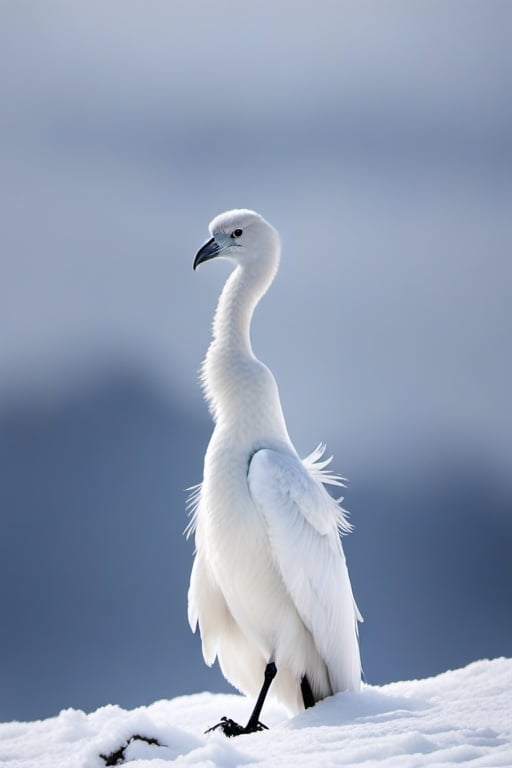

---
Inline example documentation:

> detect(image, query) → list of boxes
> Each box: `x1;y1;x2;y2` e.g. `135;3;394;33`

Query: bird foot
205;716;268;737
100;734;163;765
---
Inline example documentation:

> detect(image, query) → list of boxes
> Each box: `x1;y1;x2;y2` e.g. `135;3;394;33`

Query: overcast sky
1;0;511;472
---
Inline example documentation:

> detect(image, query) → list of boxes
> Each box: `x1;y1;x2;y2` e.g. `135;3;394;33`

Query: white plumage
188;209;361;728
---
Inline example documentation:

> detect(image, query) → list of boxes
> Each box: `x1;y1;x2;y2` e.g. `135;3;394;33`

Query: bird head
193;209;280;271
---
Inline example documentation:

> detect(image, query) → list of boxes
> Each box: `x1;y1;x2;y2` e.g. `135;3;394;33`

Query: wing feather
248;448;362;692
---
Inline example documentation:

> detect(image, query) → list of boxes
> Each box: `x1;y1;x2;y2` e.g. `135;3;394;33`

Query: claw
205;715;268;737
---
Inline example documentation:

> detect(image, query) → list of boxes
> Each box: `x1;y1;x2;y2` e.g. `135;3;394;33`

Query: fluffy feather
188;209;362;715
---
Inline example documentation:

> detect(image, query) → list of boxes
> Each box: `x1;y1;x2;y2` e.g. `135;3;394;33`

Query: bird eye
231;229;243;238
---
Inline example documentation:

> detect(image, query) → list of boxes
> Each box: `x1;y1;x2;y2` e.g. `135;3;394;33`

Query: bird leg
206;661;277;737
301;674;315;709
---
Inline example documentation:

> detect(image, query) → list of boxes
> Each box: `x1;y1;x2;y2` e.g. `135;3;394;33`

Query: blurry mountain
0;366;230;721
1;366;511;721
346;454;512;686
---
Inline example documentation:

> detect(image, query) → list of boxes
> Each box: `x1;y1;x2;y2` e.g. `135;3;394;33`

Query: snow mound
1;659;510;768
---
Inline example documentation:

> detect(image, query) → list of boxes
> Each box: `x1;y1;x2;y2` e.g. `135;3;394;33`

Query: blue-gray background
1;1;511;722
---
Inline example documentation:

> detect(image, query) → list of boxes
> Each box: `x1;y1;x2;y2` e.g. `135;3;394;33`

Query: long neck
211;262;272;357
201;257;280;426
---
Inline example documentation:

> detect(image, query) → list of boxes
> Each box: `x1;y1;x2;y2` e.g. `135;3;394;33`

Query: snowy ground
1;659;510;768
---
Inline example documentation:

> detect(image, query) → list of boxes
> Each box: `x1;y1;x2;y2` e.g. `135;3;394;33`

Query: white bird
188;209;362;736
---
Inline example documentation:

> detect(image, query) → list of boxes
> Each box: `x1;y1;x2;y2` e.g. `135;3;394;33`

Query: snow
1;659;510;768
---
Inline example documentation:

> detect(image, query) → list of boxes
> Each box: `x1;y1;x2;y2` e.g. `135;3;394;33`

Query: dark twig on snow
100;734;163;766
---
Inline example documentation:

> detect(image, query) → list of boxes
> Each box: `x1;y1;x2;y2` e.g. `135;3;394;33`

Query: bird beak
193;237;221;270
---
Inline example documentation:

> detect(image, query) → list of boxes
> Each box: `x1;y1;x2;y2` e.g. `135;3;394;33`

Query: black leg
301;674;315;709
246;661;277;730
206;661;277;737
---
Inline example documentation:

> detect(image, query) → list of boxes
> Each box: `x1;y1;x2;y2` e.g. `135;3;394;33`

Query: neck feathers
201;251;279;421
